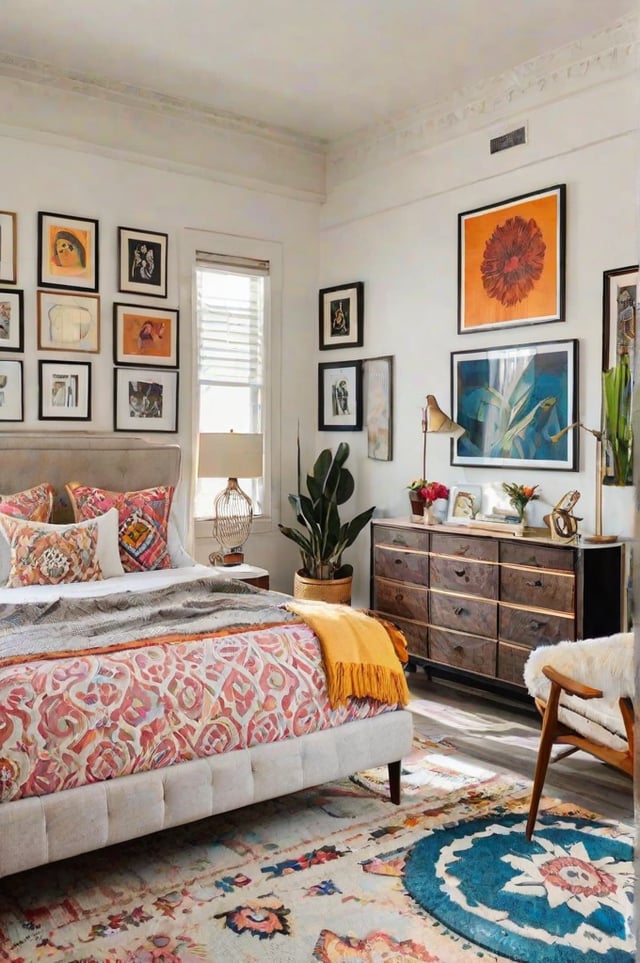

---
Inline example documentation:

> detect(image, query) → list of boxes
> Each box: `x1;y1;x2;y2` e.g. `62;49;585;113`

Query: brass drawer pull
456;546;469;556
454;645;464;655
528;619;545;631
454;568;466;577
453;606;467;616
394;593;404;602
394;558;403;565
526;579;543;587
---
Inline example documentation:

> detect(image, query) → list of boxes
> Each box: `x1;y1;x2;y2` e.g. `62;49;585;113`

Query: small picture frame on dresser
446;485;482;523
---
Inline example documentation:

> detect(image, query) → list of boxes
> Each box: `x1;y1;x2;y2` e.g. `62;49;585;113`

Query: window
195;252;268;520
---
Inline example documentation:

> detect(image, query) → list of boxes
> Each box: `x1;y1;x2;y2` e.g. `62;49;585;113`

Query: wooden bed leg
388;760;401;804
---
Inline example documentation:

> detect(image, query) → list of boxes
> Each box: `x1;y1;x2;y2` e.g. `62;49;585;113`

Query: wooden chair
523;632;634;840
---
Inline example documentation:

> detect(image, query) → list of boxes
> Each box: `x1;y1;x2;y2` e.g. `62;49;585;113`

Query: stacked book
466;509;525;537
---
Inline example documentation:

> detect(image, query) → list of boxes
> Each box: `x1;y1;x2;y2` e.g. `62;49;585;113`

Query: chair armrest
542;665;603;700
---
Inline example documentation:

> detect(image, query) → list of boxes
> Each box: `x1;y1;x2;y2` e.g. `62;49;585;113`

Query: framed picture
365;355;393;460
319;281;364;350
118;227;168;298
37;212;99;292
0;360;23;421
114;366;179;432
0;211;17;284
0;289;24;352
37;291;100;353
113;302;179;367
451;339;578;470
38;360;92;421
458;184;566;334
603;265;638;370
446;484;483;523
318;359;363;431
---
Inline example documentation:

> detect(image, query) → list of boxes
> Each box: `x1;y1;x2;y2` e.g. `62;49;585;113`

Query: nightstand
211;563;269;590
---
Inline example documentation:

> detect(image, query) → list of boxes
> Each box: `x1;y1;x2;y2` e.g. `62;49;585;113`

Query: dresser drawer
430;554;498;598
499;603;574;648
430;589;497;637
374;545;428;585
429;626;497;676
501;564;574;612
497;641;535;687
431;532;499;562
373;576;428;623
373;525;429;552
500;541;573;572
387;614;429;660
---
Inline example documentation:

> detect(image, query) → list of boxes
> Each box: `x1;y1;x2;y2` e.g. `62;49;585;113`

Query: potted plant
602;353;632;486
279;440;375;603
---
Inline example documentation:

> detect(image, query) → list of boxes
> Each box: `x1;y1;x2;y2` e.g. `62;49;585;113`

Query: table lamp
421;394;465;481
549;421;617;543
197;431;263;565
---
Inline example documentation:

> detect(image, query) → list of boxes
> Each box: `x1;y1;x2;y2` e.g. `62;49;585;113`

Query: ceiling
0;0;636;143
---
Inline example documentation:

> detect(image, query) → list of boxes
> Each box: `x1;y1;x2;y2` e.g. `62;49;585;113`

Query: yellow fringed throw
285;599;410;709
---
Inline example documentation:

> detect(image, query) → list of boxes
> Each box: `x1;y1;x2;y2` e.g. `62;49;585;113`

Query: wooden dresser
371;518;623;693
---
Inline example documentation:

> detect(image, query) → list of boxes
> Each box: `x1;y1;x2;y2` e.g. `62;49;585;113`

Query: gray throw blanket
0;577;300;664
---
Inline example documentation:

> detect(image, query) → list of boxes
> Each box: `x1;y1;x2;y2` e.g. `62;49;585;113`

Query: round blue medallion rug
404;812;634;963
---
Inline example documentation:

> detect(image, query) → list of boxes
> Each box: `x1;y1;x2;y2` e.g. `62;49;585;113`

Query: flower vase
423;504;435;526
409;494;425;522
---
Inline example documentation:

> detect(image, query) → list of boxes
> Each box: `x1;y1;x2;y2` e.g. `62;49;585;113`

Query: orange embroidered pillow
0;515;103;587
0;483;54;522
66;483;174;573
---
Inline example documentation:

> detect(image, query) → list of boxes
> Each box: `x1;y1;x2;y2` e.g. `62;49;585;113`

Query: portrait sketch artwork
330;298;350;338
128;239;162;287
128;379;164;419
51;373;78;408
318;359;362;431
0;299;12;341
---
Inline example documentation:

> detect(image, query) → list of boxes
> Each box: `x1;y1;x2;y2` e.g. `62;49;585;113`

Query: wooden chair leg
387;760;401;804
526;683;561;840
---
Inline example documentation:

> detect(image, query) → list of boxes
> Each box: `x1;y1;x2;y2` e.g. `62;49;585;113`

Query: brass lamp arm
549;421;602;444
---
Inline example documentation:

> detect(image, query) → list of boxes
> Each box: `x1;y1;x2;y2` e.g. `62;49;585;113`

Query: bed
0;433;413;879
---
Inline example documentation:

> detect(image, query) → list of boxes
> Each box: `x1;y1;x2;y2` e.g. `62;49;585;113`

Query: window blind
196;254;267;388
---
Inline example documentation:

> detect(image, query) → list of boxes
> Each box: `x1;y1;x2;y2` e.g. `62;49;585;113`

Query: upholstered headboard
1;433;181;523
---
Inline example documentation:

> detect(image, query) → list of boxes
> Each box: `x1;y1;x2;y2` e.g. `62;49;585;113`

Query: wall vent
490;126;526;154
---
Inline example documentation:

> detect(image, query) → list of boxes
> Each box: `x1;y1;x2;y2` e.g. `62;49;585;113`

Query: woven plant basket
293;570;352;605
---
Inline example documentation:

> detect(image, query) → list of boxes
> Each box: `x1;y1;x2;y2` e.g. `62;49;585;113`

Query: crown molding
328;14;639;187
0;51;326;157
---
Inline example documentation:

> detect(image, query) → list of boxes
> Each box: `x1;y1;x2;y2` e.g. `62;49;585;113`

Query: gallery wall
0;132;320;592
318;70;639;606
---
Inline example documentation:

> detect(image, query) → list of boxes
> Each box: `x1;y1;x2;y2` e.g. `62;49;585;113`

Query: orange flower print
481;215;546;306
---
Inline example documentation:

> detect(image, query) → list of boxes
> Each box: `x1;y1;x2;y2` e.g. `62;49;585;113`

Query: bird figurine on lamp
549;421;617;543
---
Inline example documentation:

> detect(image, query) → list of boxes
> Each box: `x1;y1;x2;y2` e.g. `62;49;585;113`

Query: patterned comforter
0;577;394;803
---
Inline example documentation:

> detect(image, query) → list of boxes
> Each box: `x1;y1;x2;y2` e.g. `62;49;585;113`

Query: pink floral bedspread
0;623;392;803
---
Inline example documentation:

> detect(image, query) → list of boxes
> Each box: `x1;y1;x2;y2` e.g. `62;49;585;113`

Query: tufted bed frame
0;432;413;879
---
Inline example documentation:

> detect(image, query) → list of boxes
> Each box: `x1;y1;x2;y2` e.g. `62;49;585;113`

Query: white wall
0;133;319;593
318;73;640;607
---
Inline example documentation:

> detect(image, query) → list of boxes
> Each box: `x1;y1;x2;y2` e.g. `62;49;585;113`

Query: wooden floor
407;670;634;826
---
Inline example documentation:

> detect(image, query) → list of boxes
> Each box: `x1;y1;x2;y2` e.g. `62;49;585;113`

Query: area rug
0;735;633;963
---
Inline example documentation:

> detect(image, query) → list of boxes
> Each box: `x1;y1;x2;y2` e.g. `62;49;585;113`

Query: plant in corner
279;440;375;602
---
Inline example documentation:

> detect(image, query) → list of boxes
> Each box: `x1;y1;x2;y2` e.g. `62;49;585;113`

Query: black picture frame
37;211;99;292
38;360;92;421
458;184;566;334
0;211;17;284
114;366;179;433
0;289;24;352
113;302;179;367
0;359;23;422
319;281;364;350
451;339;578;470
118;227;168;298
318;359;363;431
602;264;638;370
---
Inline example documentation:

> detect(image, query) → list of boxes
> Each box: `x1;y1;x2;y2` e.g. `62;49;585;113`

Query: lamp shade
424;395;465;439
198;432;263;478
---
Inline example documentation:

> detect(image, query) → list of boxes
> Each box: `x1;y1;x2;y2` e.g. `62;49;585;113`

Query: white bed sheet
0;563;229;605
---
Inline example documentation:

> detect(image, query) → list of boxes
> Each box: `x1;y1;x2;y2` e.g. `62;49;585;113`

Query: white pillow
167;511;196;568
0;507;125;585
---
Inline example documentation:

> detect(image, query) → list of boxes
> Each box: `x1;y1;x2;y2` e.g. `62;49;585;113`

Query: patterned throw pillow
0;483;54;522
66;483;174;573
0;515;103;587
